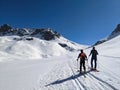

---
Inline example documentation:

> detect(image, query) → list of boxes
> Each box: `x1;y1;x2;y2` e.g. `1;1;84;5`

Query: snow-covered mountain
0;24;120;90
108;24;120;39
0;24;86;62
94;24;120;45
0;24;61;40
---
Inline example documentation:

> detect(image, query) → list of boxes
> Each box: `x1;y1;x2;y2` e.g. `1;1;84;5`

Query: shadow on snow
45;69;118;90
45;70;91;87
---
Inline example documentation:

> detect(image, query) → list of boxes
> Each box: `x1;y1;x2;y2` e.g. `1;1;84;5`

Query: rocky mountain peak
94;24;120;46
0;24;12;31
0;24;61;41
108;24;120;39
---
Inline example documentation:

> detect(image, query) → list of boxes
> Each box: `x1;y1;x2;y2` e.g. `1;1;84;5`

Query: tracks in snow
35;57;119;90
35;60;77;90
68;59;118;90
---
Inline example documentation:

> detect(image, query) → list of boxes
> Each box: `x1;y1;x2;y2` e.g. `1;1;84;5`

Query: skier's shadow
45;70;91;87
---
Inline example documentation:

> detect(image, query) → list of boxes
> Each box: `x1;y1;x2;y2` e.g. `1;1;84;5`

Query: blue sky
0;0;120;45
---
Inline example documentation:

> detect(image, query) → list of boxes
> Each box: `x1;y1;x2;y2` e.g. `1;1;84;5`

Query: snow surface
0;35;120;90
0;36;85;62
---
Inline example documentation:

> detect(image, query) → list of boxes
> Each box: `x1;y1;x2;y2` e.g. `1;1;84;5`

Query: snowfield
0;35;120;90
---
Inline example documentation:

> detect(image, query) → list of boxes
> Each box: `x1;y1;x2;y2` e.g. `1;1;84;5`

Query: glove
76;58;78;61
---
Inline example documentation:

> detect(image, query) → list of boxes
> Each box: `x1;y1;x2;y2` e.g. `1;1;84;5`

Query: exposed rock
94;40;106;46
94;24;120;46
58;43;75;51
108;24;120;39
0;24;61;41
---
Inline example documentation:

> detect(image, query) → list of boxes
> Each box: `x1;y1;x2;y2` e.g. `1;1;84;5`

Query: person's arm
96;50;98;55
89;50;92;56
77;53;80;61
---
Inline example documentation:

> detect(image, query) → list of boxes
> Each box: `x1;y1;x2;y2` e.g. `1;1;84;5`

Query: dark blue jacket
89;49;98;59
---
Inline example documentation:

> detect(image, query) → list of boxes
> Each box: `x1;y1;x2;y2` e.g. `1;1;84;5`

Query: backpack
92;50;98;56
79;52;86;60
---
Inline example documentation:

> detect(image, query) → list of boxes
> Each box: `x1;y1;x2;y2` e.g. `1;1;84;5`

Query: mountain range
0;24;120;90
0;24;86;62
1;24;120;46
94;24;120;45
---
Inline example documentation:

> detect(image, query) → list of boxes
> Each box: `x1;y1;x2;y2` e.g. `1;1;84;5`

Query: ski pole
87;60;91;69
76;59;79;71
88;55;90;60
86;56;91;69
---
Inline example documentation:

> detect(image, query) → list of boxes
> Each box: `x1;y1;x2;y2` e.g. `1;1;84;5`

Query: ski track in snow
34;56;120;90
0;55;120;90
99;59;120;80
69;59;119;90
34;59;77;90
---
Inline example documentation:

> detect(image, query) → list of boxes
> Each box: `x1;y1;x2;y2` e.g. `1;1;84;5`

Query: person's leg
91;58;93;69
83;60;86;73
80;60;82;73
94;59;97;70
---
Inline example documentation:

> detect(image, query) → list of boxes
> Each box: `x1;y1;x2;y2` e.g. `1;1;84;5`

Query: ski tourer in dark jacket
89;47;98;70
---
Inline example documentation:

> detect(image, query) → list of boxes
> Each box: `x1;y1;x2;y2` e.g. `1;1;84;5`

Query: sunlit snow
0;35;120;90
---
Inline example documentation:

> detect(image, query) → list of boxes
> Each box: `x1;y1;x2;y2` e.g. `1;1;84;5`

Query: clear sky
0;0;120;45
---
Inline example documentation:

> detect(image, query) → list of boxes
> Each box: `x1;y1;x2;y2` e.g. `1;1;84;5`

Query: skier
89;47;98;71
77;49;87;73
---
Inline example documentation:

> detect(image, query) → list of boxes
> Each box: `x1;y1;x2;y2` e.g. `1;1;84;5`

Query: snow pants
80;59;86;72
91;57;97;69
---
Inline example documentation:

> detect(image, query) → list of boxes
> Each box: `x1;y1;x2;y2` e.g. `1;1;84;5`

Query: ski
88;67;100;72
77;70;86;78
90;69;99;72
93;70;99;72
82;72;86;78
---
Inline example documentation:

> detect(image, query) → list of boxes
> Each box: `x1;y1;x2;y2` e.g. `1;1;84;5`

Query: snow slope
0;36;85;62
0;35;120;90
